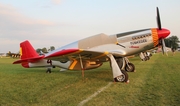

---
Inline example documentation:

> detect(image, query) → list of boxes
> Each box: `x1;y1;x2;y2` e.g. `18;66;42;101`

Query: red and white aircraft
13;7;170;82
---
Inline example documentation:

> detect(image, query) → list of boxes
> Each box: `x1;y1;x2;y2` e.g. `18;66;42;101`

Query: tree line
4;46;55;58
36;46;55;54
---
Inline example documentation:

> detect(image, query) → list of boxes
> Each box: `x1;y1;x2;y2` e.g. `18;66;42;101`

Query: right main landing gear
116;57;135;72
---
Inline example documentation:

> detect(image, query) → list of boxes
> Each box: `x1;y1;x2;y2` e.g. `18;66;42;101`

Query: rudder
20;40;39;59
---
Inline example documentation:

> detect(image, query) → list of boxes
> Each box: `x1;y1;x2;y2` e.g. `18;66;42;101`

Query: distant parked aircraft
0;53;5;58
8;51;20;58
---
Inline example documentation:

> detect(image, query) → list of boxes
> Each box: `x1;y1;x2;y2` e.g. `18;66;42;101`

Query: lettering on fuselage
129;46;139;48
132;33;151;40
130;39;147;45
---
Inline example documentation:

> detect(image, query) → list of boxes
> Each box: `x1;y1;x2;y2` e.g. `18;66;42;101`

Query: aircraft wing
13;48;113;65
44;49;109;62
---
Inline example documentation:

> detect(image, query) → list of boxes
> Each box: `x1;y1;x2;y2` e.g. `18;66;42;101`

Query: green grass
0;52;180;106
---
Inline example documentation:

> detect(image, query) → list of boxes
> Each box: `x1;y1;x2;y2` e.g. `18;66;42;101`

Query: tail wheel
125;63;135;72
114;70;128;82
46;68;51;73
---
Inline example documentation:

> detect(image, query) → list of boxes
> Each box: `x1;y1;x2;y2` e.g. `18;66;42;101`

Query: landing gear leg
107;54;129;82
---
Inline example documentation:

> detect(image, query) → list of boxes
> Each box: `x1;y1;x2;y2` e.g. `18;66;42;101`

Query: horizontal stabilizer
13;55;44;64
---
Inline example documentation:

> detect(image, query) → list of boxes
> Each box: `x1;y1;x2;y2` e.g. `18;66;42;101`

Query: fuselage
48;28;157;57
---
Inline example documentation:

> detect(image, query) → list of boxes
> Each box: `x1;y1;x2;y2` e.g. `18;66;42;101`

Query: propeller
156;7;168;55
156;7;162;30
161;39;168;55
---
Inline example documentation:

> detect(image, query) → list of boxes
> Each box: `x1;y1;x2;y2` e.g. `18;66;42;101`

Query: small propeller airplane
13;7;170;83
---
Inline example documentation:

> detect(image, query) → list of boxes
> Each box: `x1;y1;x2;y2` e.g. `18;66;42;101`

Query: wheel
46;68;51;73
125;63;135;72
49;70;51;73
114;70;128;82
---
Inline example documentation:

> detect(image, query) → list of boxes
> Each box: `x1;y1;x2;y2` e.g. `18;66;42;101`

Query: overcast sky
0;0;180;53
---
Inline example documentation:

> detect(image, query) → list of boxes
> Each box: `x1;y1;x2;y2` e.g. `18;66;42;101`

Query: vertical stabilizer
20;40;39;59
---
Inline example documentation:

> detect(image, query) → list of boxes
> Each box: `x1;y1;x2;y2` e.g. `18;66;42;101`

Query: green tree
36;48;42;53
42;47;48;53
48;46;55;52
165;35;179;50
50;46;55;51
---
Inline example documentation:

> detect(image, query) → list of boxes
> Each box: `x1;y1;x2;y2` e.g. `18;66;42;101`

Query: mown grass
0;52;180;106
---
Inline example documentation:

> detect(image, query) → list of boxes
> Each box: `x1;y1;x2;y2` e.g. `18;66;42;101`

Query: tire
49;70;51;73
114;70;128;82
46;68;51;73
125;63;135;72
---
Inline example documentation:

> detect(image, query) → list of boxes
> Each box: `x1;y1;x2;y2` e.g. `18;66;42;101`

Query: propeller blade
161;38;168;56
156;7;162;30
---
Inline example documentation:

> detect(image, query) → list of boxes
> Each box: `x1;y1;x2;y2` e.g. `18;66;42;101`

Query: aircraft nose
157;28;170;39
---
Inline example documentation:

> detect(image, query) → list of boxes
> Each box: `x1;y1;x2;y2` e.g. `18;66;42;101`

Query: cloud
0;3;55;26
0;2;91;53
0;3;63;52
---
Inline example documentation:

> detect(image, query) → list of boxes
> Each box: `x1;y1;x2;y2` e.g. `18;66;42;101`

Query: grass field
0;52;180;106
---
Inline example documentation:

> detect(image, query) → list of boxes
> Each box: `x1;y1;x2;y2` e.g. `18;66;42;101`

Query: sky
0;0;180;53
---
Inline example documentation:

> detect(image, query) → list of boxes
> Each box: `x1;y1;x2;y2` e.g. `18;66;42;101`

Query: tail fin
20;40;39;59
13;40;44;66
